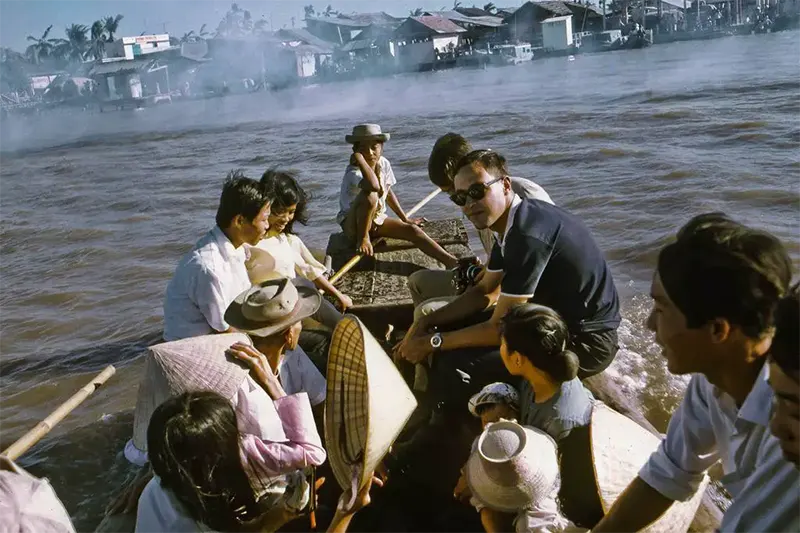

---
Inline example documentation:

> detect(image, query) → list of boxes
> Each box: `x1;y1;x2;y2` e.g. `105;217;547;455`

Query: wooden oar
2;365;116;461
329;188;442;285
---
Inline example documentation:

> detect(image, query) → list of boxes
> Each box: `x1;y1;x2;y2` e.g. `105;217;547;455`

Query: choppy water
1;32;799;530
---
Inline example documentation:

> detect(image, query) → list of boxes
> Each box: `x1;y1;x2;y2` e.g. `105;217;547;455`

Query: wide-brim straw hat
325;315;417;492
245;246;278;285
465;421;560;513
345;124;390;144
225;278;321;338
590;403;709;533
131;332;253;453
0;456;75;533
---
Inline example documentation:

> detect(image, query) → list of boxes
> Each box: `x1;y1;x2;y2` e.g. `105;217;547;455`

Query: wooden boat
324;217;723;532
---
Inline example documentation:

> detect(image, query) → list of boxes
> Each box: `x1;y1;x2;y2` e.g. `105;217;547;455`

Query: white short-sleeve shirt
337;156;397;226
162;226;251;342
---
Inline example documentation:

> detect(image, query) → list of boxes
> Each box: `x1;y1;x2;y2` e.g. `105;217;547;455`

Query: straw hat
465;421;560;513
245;246;278;285
345;124;390;144
0;456;76;533
590;403;709;533
131;332;253;454
225;278;321;338
324;315;417;492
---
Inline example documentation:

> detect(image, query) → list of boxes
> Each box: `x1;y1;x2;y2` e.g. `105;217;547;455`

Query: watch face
431;334;442;348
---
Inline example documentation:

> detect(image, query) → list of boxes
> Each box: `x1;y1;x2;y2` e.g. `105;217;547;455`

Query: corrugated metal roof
90;58;154;76
277;28;336;52
425;11;507;27
412;16;468;33
564;2;605;16
533;2;574;16
304;15;368;28
346;12;401;25
455;7;491;17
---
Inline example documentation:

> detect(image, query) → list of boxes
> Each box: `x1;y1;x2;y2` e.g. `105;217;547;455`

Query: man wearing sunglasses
396;149;621;406
407;133;554;314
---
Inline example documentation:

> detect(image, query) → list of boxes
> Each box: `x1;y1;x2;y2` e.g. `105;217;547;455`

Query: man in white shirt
592;213;799;532
162;171;272;341
408;132;554;309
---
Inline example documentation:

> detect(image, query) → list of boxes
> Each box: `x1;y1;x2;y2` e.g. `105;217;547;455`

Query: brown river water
1;32;798;531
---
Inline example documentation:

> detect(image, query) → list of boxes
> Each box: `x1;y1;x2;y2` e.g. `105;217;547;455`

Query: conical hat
590;403;709;533
131;332;253;453
324;315;417;492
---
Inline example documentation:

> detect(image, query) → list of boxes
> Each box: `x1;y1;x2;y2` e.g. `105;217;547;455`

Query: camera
452;257;483;294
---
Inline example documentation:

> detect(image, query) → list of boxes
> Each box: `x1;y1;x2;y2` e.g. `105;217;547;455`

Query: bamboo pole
3;365;116;461
329;188;442;286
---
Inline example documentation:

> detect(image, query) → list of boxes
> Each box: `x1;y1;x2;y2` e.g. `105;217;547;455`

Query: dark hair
658;213;792;339
259;169;309;234
147;391;272;531
499;304;579;383
772;283;799;374
215;170;272;229
455;149;510;180
428;133;473;189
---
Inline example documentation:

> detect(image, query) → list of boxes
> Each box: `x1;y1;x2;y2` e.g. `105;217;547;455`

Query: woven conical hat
590;402;709;533
325;315;417;492
131;333;252;453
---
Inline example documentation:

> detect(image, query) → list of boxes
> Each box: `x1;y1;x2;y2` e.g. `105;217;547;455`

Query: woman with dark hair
252;170;352;329
499;303;595;441
136;390;377;532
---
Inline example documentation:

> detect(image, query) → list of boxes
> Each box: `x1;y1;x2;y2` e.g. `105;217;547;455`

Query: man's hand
453;470;472;504
337;474;384;515
397;333;435;364
226;342;286;400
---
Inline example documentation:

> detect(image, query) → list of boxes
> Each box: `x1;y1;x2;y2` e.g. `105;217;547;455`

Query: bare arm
438;293;528;351
386;188;408;222
352;153;381;193
591;476;675;532
313;275;351;307
419;270;503;332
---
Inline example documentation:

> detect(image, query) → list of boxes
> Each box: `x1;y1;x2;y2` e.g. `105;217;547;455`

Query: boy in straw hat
593;213;800;533
163;170;273;342
336;123;458;268
767;282;799;468
0;455;76;533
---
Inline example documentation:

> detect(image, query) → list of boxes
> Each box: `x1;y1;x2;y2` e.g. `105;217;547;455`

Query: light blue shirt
519;377;594;441
639;365;800;532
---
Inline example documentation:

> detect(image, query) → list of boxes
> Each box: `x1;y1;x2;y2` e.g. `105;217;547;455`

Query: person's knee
357;189;379;208
403;223;425;241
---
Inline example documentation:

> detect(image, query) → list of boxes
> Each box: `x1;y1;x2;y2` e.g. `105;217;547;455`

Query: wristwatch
430;332;443;351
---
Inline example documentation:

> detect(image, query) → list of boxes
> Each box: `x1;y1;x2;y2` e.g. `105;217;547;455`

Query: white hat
468;382;520;417
465;420;560;513
590;403;709;533
0;456;76;533
131;332;253;454
345;124;390;144
225;278;321;338
324;315;417;493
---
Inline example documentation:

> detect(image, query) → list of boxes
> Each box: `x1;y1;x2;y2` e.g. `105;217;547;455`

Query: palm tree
483;2;497;13
25;25;56;64
89;20;106;60
53;24;90;63
304;4;316;18
104;14;124;42
453;0;462;8
410;7;425;16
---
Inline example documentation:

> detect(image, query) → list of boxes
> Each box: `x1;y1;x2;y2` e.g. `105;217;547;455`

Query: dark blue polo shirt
487;198;620;332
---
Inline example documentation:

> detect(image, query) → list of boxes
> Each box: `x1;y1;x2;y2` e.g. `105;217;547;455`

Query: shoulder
509;177;553;204
512;200;563;242
380;156;393;170
343;165;362;180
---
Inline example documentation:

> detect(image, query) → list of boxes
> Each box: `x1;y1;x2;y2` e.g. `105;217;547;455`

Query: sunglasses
449;176;504;206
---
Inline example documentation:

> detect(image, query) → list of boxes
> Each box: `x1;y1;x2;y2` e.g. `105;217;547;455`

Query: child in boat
136;391;379;533
457;420;585;533
253;170;351;328
467;381;520;428
337;124;458;268
499;304;595;442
